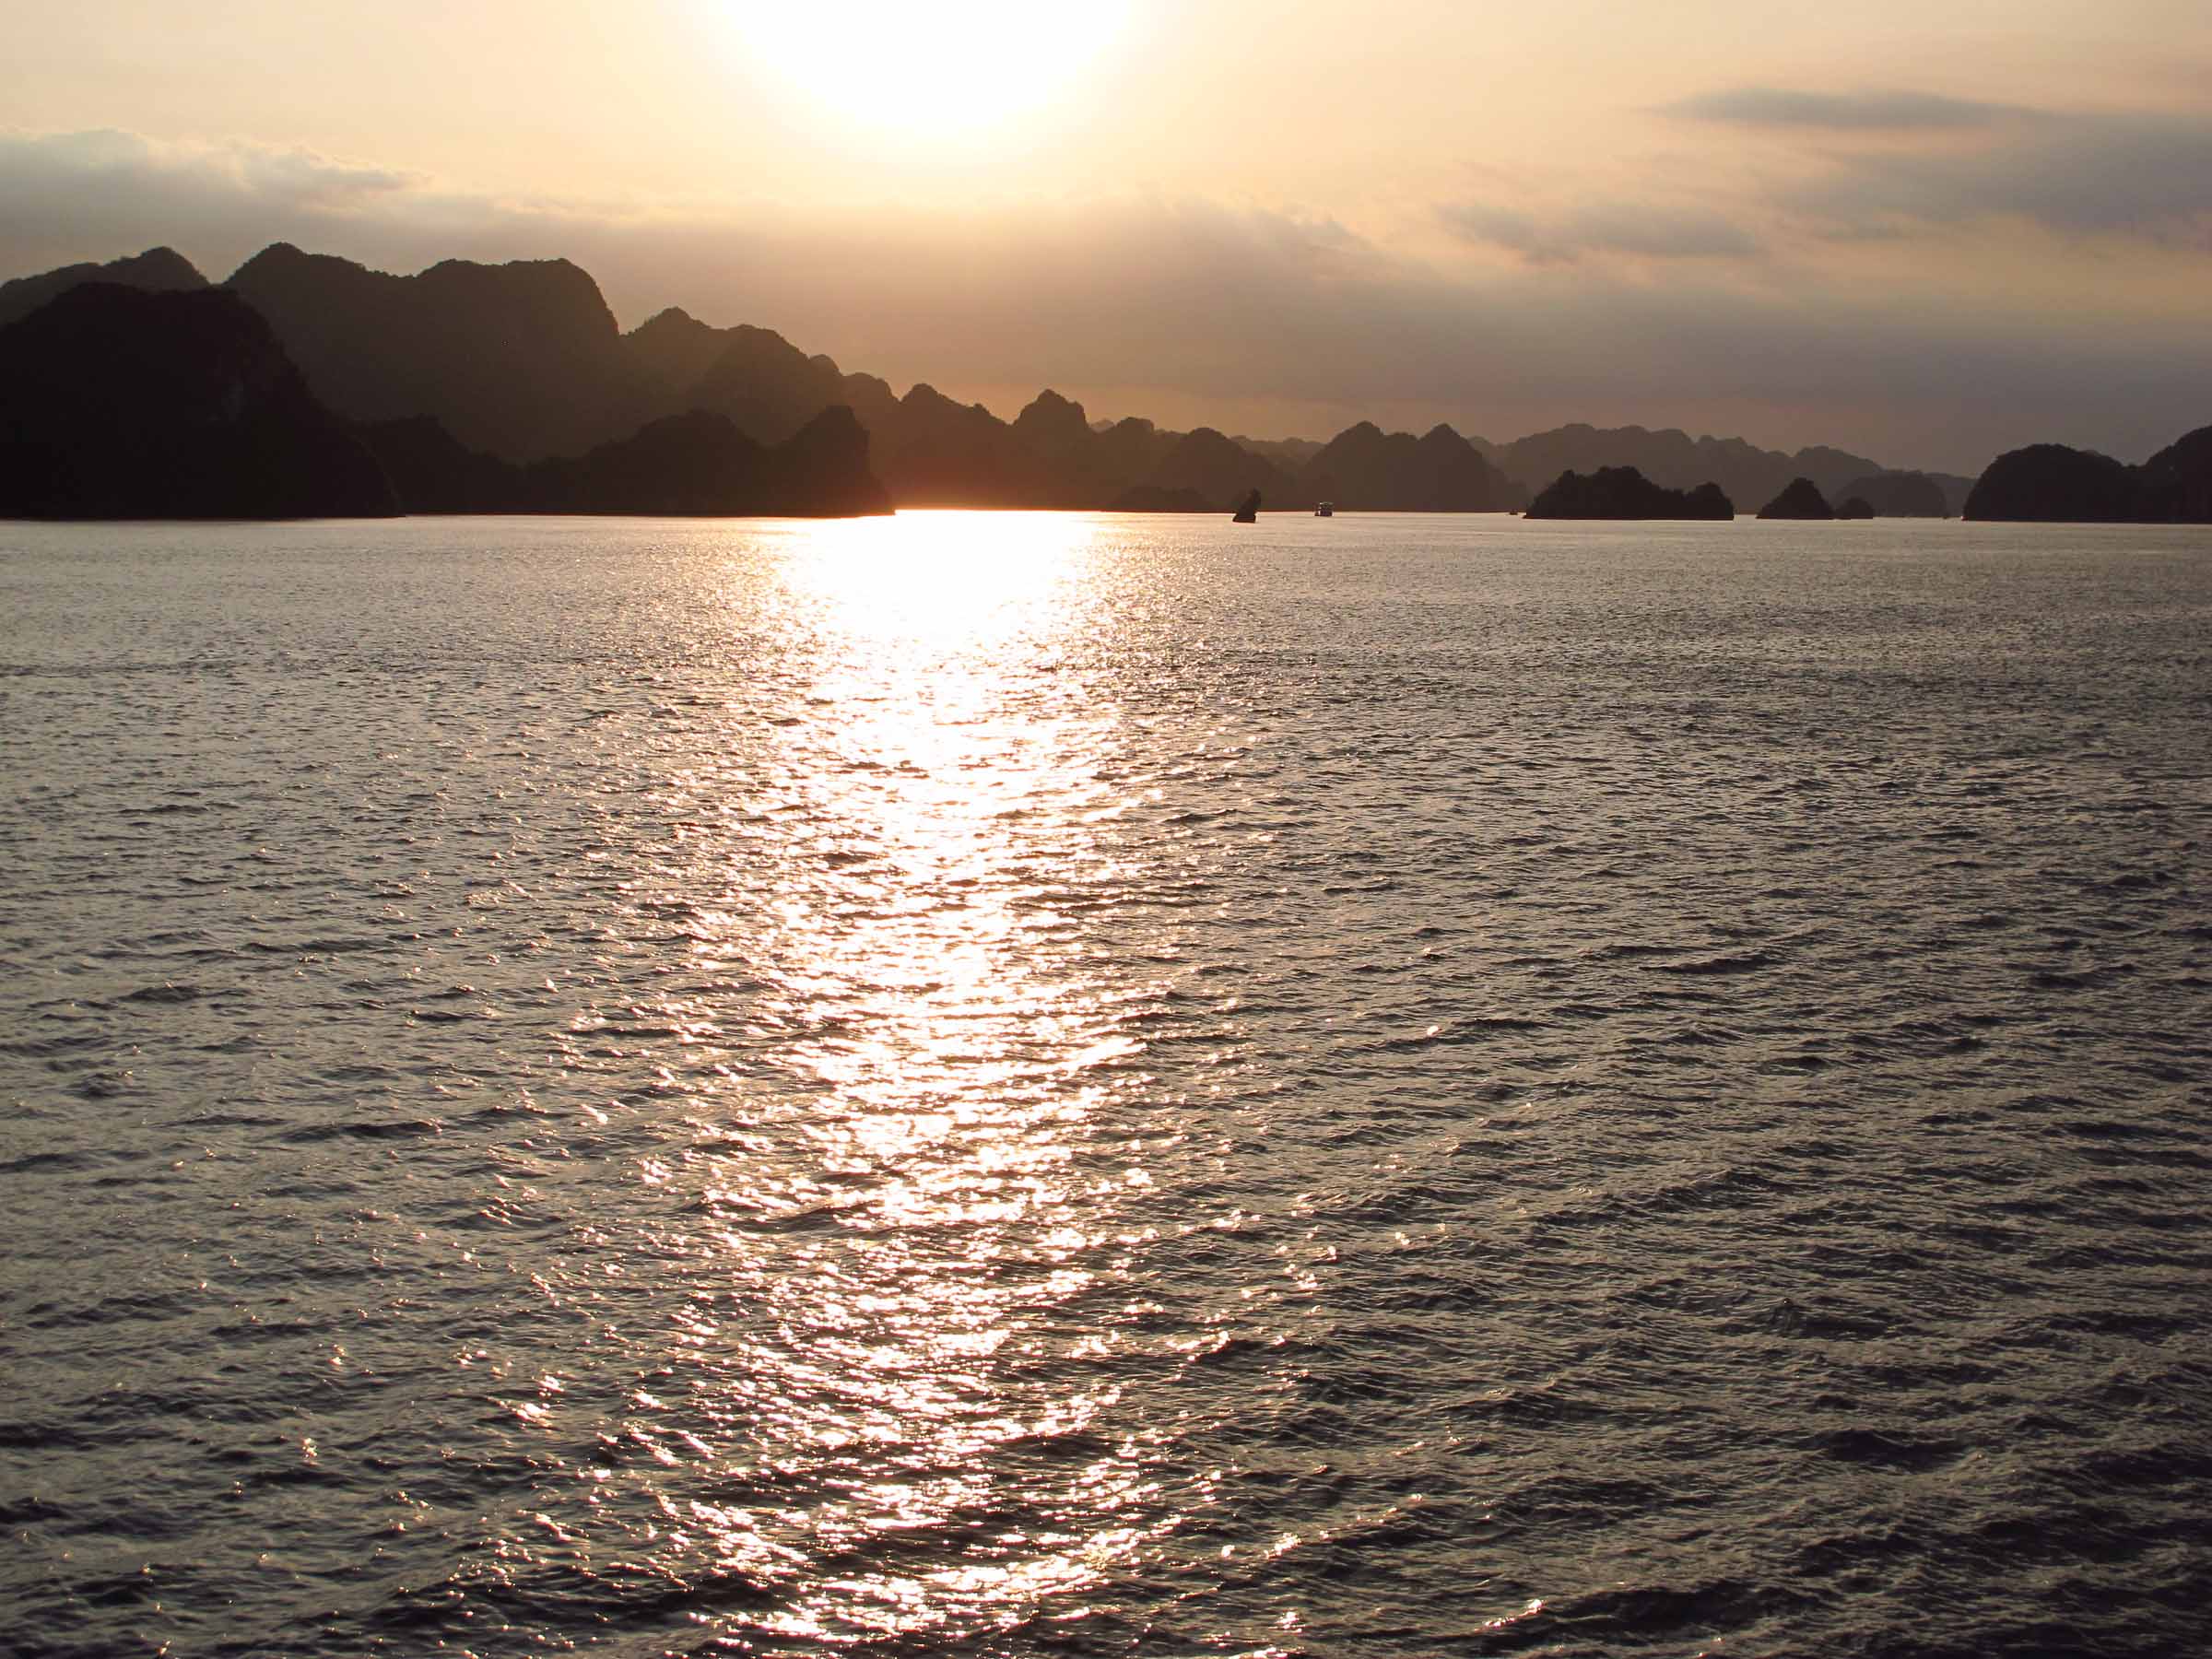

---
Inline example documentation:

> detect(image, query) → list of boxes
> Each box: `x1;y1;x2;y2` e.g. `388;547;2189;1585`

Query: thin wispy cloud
0;128;414;212
1794;112;2212;241
1665;88;2025;132
1442;200;1760;265
1664;88;2212;243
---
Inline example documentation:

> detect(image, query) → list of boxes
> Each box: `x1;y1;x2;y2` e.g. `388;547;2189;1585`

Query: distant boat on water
1315;501;1334;517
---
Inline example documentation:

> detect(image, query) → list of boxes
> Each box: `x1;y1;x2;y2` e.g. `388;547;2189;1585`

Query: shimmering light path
2;512;2208;1657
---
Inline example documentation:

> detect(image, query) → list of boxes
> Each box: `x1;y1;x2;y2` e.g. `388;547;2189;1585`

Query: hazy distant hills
0;246;209;327
5;241;2198;523
1835;471;1950;518
355;406;890;518
606;305;1515;510
1304;422;1522;512
229;242;656;463
1487;422;1972;519
0;243;1826;516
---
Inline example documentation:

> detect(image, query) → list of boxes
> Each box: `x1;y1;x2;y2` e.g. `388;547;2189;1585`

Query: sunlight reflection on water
664;512;1177;1643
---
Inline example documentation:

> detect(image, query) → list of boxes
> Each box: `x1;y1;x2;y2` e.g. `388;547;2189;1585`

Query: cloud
1664;88;2212;242
1666;87;2022;131
1441;199;1760;264
1794;112;2212;241
0;128;412;216
0;129;421;273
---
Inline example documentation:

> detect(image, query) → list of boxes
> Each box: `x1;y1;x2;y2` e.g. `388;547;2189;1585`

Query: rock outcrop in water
1758;477;1835;520
1963;423;2212;523
0;284;397;519
1964;442;2150;522
1526;465;1734;519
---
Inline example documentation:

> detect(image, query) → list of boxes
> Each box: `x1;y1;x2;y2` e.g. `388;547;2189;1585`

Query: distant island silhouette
1964;428;2212;523
1494;423;1970;520
1757;477;1834;520
1526;466;1734;520
0;241;2206;523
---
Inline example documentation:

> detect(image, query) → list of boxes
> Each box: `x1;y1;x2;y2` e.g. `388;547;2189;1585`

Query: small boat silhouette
1315;501;1334;517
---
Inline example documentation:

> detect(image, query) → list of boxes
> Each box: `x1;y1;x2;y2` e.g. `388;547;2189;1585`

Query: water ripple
1;513;2208;1656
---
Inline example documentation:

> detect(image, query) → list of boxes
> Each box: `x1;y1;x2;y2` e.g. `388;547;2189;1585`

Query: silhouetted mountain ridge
0;270;892;520
227;241;655;462
3;241;1999;515
1499;423;1877;517
0;247;207;327
1305;421;1524;512
206;244;1905;511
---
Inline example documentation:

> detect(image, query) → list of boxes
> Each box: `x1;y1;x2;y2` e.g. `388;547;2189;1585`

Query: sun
729;0;1130;137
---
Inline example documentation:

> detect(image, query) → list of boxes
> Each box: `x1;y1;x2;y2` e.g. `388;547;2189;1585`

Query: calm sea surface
3;512;2209;1658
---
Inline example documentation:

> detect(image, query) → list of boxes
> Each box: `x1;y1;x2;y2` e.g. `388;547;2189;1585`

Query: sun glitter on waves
724;0;1131;135
655;510;1171;1642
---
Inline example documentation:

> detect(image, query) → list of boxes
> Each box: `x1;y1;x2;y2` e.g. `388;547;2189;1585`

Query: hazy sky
5;0;2209;471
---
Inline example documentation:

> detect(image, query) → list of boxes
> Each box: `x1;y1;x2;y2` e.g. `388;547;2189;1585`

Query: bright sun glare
729;0;1130;135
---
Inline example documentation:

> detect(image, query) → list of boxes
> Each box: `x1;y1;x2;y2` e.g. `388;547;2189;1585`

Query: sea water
2;512;2207;1656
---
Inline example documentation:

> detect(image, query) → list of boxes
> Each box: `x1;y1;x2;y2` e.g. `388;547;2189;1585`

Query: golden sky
6;0;2210;470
